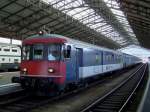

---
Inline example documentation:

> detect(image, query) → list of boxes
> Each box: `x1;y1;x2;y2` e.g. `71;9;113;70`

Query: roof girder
83;0;134;43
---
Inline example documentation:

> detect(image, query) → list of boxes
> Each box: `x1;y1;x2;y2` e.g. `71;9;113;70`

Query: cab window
48;44;61;61
33;44;44;60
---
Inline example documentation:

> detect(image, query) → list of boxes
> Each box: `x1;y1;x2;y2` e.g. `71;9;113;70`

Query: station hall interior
0;0;150;60
0;0;150;112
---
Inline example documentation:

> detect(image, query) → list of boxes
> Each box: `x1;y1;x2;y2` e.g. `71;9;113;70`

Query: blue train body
64;40;140;82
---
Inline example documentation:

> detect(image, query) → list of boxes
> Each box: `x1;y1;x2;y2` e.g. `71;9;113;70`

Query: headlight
48;68;54;73
22;68;27;72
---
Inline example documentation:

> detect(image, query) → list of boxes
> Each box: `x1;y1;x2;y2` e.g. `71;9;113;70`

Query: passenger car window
12;49;17;52
64;45;71;59
14;59;18;63
4;49;10;52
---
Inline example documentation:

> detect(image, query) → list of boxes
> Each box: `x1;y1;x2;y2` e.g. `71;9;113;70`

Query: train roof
28;34;66;39
28;34;121;54
0;43;21;48
121;52;141;60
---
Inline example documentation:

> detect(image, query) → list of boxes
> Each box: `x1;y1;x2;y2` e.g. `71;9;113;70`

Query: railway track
0;64;143;112
0;77;107;112
81;63;147;112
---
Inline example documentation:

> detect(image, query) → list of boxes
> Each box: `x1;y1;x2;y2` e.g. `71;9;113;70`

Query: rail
81;64;147;112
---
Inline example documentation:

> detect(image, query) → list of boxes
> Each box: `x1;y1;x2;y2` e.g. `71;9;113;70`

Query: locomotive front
17;34;70;92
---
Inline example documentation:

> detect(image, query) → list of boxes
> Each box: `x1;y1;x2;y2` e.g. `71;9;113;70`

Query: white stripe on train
79;64;123;78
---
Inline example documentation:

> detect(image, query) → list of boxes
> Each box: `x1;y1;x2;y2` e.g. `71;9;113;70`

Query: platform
0;83;22;96
0;72;21;95
0;72;19;85
138;63;150;112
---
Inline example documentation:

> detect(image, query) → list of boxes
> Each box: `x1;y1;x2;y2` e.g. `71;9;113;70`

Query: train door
65;45;76;83
76;48;83;81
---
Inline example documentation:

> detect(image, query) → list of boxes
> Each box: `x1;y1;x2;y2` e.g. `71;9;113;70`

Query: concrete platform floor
0;72;21;95
137;63;150;112
31;66;140;112
0;83;22;95
0;71;19;85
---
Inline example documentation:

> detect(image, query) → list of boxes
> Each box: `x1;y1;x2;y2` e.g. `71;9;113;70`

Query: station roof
0;0;144;49
118;0;150;49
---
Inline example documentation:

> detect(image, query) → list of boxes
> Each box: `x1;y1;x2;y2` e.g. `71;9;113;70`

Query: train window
119;55;122;63
108;55;111;61
67;45;71;58
4;49;10;52
2;58;5;61
96;54;99;63
0;48;1;51
116;55;119;63
117;55;121;63
33;44;44;60
14;59;18;63
48;44;61;61
22;45;32;60
106;55;109;62
12;49;17;52
112;54;114;61
64;45;71;59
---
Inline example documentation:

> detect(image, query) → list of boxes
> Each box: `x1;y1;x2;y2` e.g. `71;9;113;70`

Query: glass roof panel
104;0;139;44
42;0;136;46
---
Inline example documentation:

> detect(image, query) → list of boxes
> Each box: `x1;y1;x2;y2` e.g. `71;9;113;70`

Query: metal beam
84;0;135;44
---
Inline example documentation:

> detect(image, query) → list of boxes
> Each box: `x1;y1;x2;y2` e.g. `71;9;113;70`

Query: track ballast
0;64;144;112
81;64;147;112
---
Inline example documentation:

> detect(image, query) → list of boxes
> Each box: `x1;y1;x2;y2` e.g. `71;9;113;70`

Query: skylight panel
90;22;106;29
103;0;139;44
42;0;131;45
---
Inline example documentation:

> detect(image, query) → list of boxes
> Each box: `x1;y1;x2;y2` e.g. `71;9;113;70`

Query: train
0;43;21;71
12;33;141;94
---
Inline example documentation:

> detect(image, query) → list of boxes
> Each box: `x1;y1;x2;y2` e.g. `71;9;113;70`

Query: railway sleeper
107;95;127;99
119;88;135;92
0;108;12;112
113;91;130;94
11;103;30;108
4;106;22;111
19;101;36;106
111;93;127;96
103;100;123;104
99;104;122;108
96;106;120;110
92;108;117;112
106;95;125;99
97;103;121;107
105;97;126;102
115;89;132;93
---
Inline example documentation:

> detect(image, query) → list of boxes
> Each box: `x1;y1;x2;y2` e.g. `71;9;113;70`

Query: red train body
18;35;69;93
